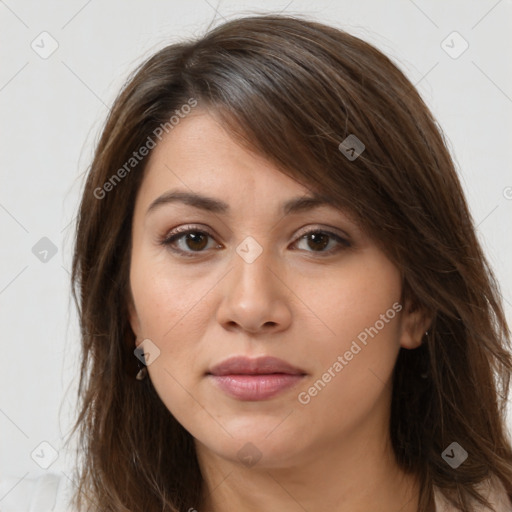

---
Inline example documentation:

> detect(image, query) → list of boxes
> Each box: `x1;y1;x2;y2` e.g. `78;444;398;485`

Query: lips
208;355;306;376
207;356;306;401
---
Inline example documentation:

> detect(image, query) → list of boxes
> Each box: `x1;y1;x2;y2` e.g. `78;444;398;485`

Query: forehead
136;111;320;213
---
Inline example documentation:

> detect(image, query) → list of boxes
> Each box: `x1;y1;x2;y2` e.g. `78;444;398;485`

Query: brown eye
293;230;350;255
161;227;220;257
305;232;330;251
160;226;350;259
180;232;209;251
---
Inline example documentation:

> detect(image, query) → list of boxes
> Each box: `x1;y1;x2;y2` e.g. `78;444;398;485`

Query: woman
3;13;510;512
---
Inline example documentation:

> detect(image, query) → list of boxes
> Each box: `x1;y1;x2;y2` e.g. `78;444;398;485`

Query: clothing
433;477;512;512
1;473;511;511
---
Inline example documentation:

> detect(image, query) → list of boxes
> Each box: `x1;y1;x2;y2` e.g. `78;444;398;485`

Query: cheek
296;256;402;413
129;246;214;343
129;259;216;431
129;252;218;411
307;254;402;348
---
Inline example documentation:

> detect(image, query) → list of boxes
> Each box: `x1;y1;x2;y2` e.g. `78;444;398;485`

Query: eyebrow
145;189;337;217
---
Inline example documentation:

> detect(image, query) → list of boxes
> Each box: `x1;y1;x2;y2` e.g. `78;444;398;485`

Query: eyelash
158;225;351;258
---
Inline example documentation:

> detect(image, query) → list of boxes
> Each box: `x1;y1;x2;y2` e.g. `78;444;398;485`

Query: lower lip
209;373;304;400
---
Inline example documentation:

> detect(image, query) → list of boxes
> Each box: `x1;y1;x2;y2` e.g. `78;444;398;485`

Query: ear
127;293;142;344
398;298;432;350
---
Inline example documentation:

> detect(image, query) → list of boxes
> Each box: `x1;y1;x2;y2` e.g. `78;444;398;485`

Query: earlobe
399;300;432;350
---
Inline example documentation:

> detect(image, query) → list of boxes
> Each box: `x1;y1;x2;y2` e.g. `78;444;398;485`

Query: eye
159;225;351;258
159;225;221;257
292;229;350;255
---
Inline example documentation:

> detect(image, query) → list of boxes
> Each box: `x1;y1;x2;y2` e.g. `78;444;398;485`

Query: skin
128;109;431;512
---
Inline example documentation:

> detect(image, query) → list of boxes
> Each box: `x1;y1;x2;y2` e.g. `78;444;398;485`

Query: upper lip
208;356;306;376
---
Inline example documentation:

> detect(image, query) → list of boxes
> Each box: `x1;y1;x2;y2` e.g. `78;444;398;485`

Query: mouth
206;356;307;401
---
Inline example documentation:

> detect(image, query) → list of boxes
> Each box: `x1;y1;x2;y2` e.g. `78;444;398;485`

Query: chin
196;424;310;470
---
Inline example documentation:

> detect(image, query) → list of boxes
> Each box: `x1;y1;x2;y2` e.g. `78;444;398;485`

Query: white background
1;0;511;483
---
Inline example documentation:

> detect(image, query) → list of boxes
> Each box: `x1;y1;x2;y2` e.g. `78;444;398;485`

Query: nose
216;242;293;335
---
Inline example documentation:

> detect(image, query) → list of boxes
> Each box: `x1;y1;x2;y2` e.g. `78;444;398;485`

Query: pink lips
207;356;306;401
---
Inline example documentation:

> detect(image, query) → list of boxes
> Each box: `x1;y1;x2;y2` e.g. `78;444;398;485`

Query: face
128;110;428;469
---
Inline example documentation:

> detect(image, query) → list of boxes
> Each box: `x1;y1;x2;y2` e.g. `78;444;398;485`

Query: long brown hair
68;13;512;512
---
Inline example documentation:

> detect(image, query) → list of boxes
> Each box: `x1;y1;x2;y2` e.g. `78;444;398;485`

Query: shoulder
0;472;75;512
434;477;512;512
